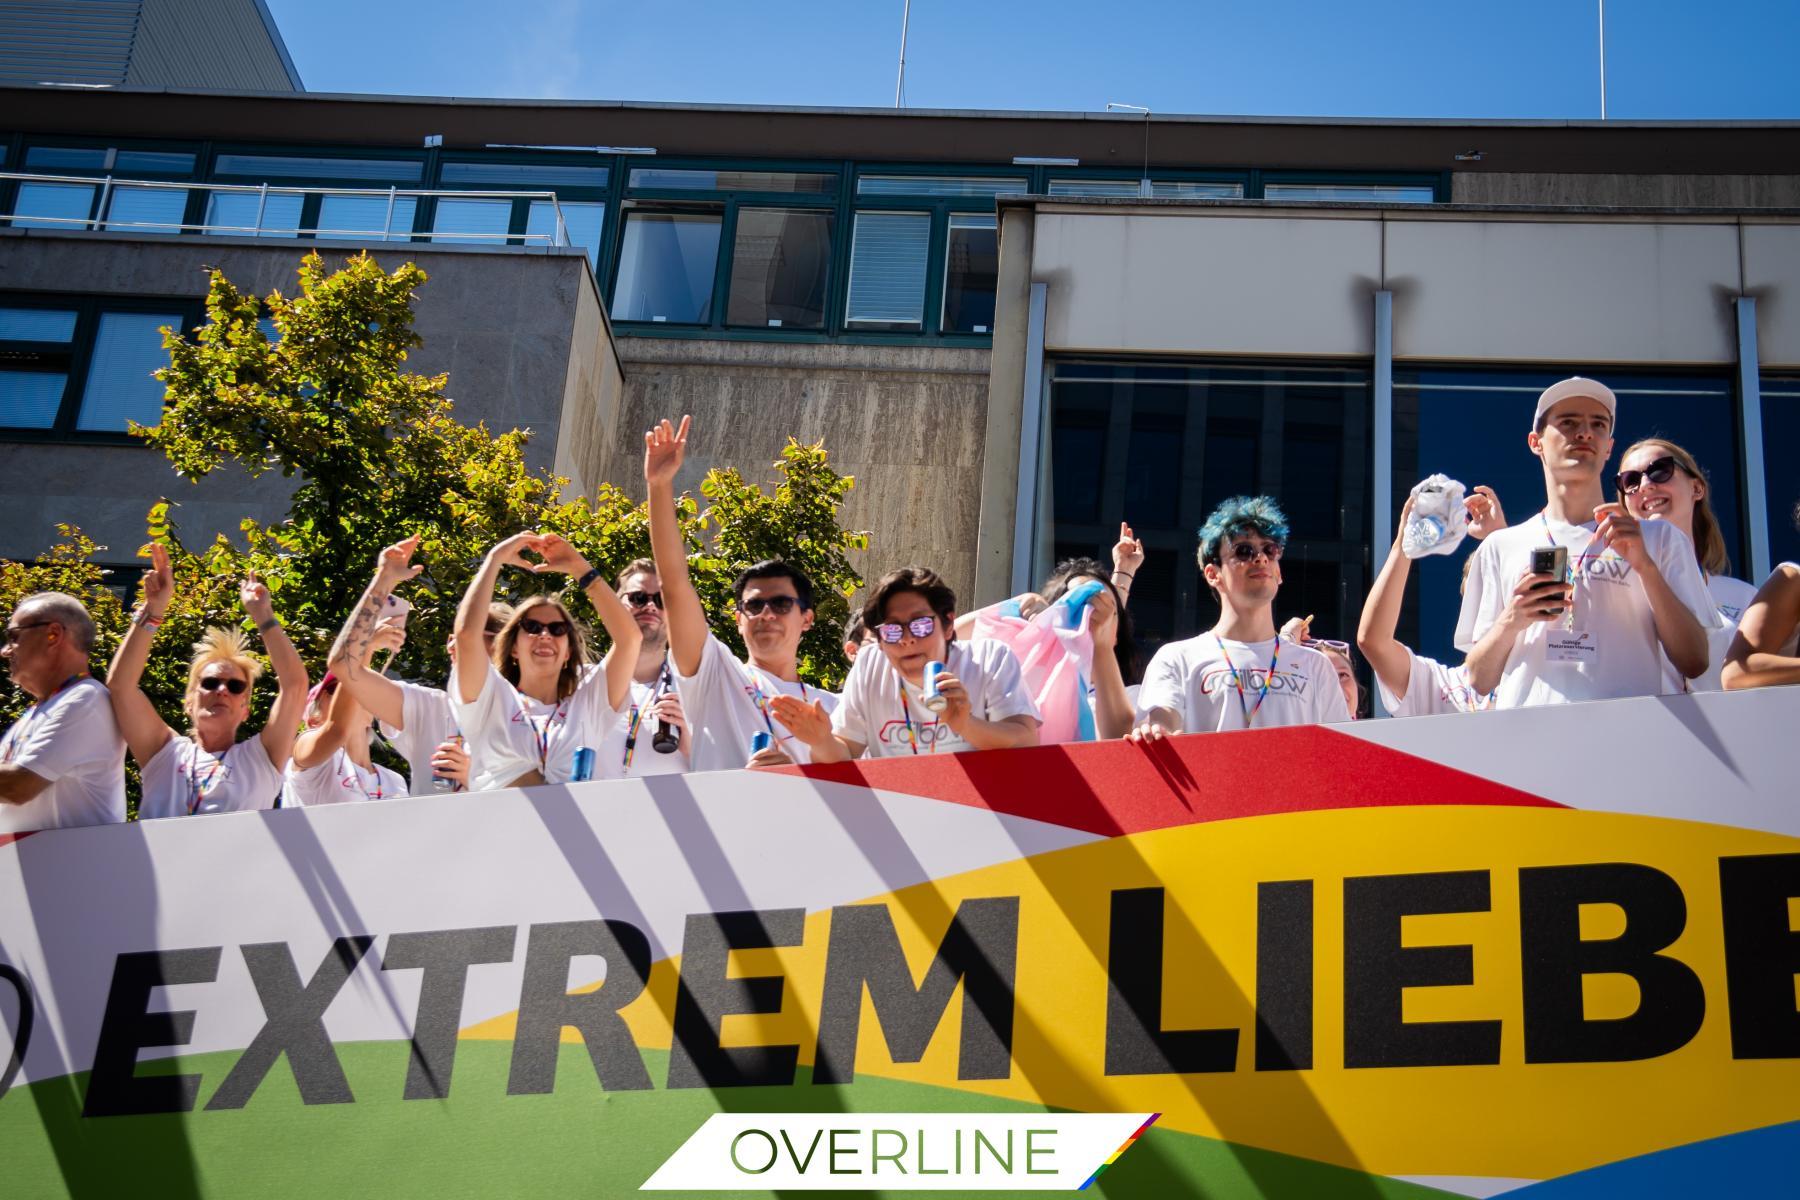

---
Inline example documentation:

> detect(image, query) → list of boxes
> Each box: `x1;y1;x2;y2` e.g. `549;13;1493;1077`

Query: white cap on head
1532;376;1617;433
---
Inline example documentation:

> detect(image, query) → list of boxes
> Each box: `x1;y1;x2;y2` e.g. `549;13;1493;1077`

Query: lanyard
1212;634;1278;727
520;695;568;772
621;664;672;770
185;741;229;815
350;758;385;802
748;671;806;741
896;682;938;756
1539;512;1613;629
0;674;84;765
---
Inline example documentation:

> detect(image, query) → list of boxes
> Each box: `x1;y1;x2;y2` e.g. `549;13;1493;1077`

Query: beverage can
430;734;463;793
570;746;596;783
921;660;949;714
751;730;772;754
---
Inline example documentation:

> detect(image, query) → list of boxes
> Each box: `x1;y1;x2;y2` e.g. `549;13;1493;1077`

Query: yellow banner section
464;807;1800;1180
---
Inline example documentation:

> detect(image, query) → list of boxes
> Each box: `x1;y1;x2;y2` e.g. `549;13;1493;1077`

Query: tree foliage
4;252;867;809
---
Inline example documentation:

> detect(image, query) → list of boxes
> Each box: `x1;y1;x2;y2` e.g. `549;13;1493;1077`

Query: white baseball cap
1531;376;1617;433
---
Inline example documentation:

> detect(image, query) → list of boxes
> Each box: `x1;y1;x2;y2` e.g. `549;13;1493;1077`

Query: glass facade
0;301;194;435
726;208;833;329
941;214;997;335
204;190;303;236
11;181;94;228
525;200;604;268
104;186;187;232
316;194;418;240
612;210;722;324
1045;362;1372;667
76;312;181;431
1048;178;1245;199
1762;376;1800;569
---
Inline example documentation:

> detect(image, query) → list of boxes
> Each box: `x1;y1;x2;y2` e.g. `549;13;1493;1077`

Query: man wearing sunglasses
1132;496;1351;740
1457;377;1719;708
0;592;125;831
593;559;691;778
645;415;838;770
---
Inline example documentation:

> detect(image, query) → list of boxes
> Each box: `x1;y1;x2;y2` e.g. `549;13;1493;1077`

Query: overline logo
641;1112;1158;1191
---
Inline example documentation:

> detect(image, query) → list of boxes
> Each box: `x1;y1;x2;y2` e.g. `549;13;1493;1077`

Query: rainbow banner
1;688;1796;1197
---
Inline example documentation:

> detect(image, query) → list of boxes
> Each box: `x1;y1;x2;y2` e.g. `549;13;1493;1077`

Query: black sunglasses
740;595;799;617
520;618;571;638
199;676;249;695
3;621;54;645
1617;455;1679;495
622;590;664;609
1222;540;1284;564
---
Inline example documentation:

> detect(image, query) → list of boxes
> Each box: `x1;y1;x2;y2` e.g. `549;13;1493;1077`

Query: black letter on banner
507;920;653;1095
1720;853;1800;1059
667;909;805;1089
1344;871;1501;1068
813;897;1019;1085
1104;887;1238;1075
1255;880;1313;1071
0;964;36;1103
83;947;221;1117
381;926;516;1100
1519;863;1705;1063
205;937;373;1109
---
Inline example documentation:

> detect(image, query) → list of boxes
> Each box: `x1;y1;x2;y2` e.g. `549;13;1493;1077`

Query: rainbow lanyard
350;759;384;803
520;696;568;773
0;674;85;765
621;664;672;771
896;682;938;756
748;671;806;741
185;741;229;815
1212;634;1278;727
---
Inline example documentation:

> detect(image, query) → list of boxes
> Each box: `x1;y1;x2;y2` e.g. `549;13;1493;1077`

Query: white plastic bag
1404;474;1470;559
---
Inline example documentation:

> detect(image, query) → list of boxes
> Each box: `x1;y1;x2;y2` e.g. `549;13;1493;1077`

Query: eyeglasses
3;621;53;645
1306;638;1352;659
740;595;799;617
520;618;571;638
1617;455;1679;495
1223;540;1284;564
622;590;664;609
198;676;249;695
877;615;938;643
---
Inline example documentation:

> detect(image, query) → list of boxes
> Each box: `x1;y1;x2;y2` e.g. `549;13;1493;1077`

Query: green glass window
941;214;998;335
612;210;723;324
630;168;832;193
726;208;834;329
845;211;930;328
857;175;1027;197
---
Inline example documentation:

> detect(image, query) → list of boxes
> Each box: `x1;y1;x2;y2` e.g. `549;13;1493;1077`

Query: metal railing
0;172;578;248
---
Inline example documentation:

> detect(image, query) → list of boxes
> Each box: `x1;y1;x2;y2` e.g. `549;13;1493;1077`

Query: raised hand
531;532;592;579
1465;486;1507;540
369;616;407;660
429;737;471;788
768;694;831;746
376;535;424;590
141;542;174;617
240;571;273;622
1594;502;1649;569
488;532;544;572
644;415;691;488
1087;585;1119;651
1112;521;1145;577
934;669;972;732
1280;614;1313;643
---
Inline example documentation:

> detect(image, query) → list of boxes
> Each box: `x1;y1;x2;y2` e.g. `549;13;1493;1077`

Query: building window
103;186;188;233
630;168;833;193
1264;182;1436;203
612;210;723;324
211;154;424;183
1044;362;1371;664
441;162;609;189
204;190;304;237
941;214;998;334
10;181;95;229
726;208;834;329
315;194;418;240
1393;368;1742;663
856;175;1027;198
0;299;197;437
1761;376;1800;570
1047;178;1245;199
525;200;605;270
431;197;512;245
845;211;930;329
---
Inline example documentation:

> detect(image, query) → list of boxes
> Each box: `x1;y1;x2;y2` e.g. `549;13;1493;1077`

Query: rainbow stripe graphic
1080;1111;1162;1190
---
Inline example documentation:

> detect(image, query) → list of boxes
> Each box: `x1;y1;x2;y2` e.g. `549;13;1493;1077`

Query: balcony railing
0;172;581;248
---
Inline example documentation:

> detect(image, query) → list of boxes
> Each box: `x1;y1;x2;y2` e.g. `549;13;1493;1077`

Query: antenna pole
1598;0;1608;119
895;0;911;108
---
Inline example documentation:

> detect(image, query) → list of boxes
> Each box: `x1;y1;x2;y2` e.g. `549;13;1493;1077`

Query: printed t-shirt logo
1198;666;1310;697
877;717;955;749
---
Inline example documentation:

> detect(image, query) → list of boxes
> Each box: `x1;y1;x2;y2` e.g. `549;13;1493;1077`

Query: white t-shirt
1455;514;1724;709
832;638;1042;758
1135;633;1352;732
1374;646;1491;718
378;679;458;791
597;660;691;779
450;662;625;790
0;676;125;833
1666;574;1759;694
139;733;283;819
281;748;408;807
674;634;838;772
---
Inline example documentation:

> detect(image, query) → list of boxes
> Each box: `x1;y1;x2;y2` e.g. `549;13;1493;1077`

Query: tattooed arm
328;537;423;731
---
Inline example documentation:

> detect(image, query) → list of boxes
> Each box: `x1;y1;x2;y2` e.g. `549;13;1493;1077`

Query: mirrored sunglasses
1616;455;1679;495
520;618;571;638
877;615;938;644
740;595;799;617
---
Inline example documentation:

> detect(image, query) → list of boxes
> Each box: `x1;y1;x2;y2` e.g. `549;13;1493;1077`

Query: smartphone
383;593;412;627
1528;546;1569;615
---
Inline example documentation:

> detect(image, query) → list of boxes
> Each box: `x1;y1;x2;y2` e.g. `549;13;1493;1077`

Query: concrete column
1738;296;1771;582
973;205;1036;606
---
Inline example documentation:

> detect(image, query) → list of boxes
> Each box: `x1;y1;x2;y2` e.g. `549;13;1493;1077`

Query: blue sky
265;0;1799;120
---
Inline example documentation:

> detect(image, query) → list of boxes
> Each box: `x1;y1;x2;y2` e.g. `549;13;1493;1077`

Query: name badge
1546;629;1598;664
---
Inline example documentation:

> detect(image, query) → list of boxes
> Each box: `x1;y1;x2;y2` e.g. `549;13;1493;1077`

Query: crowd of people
4;378;1798;832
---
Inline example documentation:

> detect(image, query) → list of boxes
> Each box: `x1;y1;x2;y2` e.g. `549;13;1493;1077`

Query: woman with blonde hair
451;532;641;789
108;543;309;817
1615;437;1754;691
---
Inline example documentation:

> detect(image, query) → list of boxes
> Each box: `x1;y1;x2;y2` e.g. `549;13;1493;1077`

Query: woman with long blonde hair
107;544;309;817
1615;437;1754;691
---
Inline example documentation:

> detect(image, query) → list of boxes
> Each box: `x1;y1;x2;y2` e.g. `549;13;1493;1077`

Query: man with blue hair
1132;496;1351;739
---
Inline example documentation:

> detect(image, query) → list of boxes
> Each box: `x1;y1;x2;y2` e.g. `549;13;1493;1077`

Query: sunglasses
198;676;249;695
622;590;664;609
520;618;571;638
1306;638;1352;659
1222;540;1284;564
877;615;938;644
3;621;54;645
1617;455;1679;495
740;595;799;617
